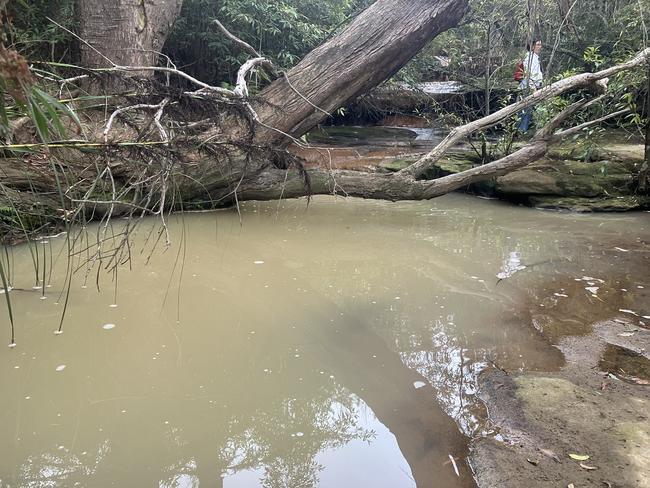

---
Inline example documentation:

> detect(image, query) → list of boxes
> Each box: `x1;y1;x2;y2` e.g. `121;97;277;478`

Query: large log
3;2;648;238
252;0;469;145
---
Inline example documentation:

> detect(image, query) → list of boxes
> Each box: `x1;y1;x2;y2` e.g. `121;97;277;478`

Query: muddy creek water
1;194;648;488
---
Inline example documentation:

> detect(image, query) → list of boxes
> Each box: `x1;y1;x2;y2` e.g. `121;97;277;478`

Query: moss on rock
528;195;650;212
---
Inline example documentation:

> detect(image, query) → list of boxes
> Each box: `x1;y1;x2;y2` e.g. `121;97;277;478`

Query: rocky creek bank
428;141;650;212
468;244;650;488
471;317;650;488
297;125;650;212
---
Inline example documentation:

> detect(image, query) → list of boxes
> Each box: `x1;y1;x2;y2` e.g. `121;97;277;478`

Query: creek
0;194;648;487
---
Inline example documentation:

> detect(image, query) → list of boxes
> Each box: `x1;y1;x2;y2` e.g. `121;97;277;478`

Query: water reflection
1;194;648;487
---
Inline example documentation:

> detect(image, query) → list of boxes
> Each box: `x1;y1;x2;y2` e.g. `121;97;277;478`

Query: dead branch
555;108;631;138
213;19;261;59
283;73;332;117
213;19;279;79
400;47;650;179
103;98;170;143
234;57;276;97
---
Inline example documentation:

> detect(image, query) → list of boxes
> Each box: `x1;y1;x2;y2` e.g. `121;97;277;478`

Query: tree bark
251;0;469;145
77;0;182;69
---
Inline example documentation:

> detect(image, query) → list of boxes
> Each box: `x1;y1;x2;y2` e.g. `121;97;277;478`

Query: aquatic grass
47;238;53;285
0;68;171;338
160;186;187;321
40;238;46;298
49;157;73;334
0;243;11;287
0;71;204;338
0;255;15;345
0;185;40;285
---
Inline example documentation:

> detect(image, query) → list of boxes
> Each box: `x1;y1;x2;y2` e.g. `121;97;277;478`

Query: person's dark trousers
516;84;539;133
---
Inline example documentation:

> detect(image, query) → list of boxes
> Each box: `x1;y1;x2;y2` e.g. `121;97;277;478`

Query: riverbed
0;194;648;487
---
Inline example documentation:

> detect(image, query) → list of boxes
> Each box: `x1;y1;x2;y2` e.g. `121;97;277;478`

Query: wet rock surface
471;319;650;488
494;147;648;211
297;126;650;212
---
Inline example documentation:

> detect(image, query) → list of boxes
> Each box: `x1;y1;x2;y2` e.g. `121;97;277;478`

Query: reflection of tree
15;440;110;488
5;366;374;488
261;458;322;488
154;383;375;487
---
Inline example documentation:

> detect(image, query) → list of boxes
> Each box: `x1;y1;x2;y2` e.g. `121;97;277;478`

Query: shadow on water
0;292;476;487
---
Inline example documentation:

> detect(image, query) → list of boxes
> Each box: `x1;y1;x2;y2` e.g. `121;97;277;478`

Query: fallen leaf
527;458;539;466
569;453;590;461
580;462;598;470
540;448;560;462
600;381;609;391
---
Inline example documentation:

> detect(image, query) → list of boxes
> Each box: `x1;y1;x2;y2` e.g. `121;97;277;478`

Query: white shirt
520;52;542;88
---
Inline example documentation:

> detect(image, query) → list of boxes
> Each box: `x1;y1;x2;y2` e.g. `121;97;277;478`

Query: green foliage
26;85;79;142
572;126;607;162
583;46;605;70
164;0;371;87
3;0;76;62
0;74;79;143
398;0;650;132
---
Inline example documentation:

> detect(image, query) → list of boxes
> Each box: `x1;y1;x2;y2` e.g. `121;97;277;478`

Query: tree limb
213;19;261;59
234;57;276;97
400;48;650;179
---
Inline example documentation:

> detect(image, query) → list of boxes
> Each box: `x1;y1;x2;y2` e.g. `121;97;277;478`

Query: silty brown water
0;193;648;487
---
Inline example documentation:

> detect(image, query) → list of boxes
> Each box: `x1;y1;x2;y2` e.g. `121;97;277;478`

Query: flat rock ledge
470;319;650;487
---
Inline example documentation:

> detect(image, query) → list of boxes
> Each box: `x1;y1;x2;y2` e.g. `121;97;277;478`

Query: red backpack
514;62;524;81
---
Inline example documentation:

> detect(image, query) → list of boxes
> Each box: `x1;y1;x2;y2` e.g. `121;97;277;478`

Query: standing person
517;39;543;133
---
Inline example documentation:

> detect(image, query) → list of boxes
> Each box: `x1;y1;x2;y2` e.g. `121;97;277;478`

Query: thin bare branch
213;19;262;59
103;99;170;143
555;108;631;138
283;72;332;117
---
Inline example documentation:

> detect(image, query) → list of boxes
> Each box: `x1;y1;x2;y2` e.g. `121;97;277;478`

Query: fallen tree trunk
1;2;649;244
250;0;469;145
1;0;470;236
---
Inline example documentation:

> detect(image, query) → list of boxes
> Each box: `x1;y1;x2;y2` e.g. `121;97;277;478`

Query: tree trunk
4;2;649;242
77;0;182;69
640;62;650;193
251;0;469;145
